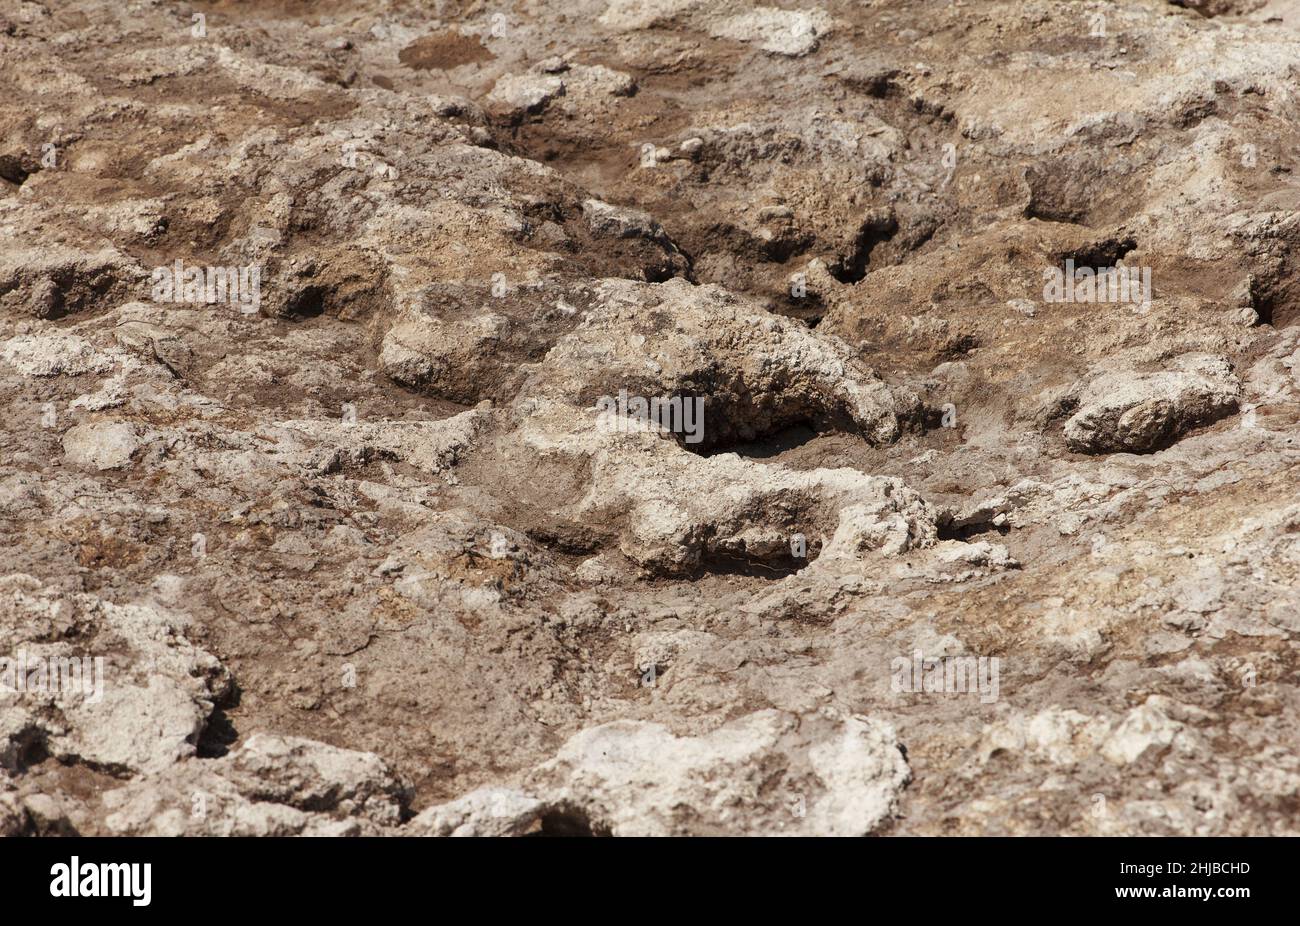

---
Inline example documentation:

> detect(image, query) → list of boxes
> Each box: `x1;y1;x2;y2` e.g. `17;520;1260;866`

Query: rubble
1;0;1297;838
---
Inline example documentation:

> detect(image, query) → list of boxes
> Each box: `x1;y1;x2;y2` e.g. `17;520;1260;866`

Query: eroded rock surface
1;0;1299;837
1064;356;1242;454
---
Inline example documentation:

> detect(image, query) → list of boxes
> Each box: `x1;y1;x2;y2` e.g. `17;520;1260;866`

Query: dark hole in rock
285;284;328;318
702;421;820;459
196;685;241;758
528;807;609;837
937;513;1010;541
831;214;898;283
669;393;850;456
770;287;824;326
0;154;32;186
1058;235;1137;269
1253;277;1300;328
5;728;50;772
643;262;679;283
697;543;819;579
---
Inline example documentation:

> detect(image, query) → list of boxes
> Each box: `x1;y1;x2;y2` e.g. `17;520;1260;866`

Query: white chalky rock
1064;355;1240;453
1100;698;1188;766
487;73;565;117
1;333;113;377
524;709;909;836
599;0;700;31
276;405;484;475
709;8;833;57
103;734;409;835
0;575;230;775
408;788;546;836
523;398;936;576
62;421;143;470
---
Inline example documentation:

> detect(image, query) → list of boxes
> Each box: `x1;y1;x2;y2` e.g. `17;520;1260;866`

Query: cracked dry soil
2;0;1300;837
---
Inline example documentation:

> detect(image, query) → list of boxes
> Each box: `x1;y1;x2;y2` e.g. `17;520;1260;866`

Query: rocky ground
1;0;1299;836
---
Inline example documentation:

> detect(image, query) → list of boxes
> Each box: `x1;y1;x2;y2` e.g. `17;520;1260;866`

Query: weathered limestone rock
522;709;909;836
3;0;1300;841
529;278;925;450
1064;356;1241;454
0;575;230;774
414;709;910;837
62;421;144;470
102;734;410;835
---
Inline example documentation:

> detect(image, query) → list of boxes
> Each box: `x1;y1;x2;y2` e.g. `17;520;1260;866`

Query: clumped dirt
1;0;1299;837
399;29;495;71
